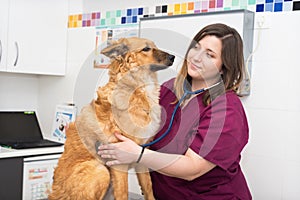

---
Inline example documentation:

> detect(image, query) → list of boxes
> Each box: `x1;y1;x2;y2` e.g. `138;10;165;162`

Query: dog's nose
168;55;175;63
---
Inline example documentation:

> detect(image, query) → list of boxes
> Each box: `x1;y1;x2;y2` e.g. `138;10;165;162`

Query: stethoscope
140;79;221;149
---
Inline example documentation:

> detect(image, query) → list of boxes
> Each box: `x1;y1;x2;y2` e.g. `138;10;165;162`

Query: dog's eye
142;47;151;52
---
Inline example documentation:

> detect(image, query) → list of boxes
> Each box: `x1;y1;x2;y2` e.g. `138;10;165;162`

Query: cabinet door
0;157;23;200
6;0;68;75
0;0;9;71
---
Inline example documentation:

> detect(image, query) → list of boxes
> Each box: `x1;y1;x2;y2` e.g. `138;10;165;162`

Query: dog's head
101;37;175;74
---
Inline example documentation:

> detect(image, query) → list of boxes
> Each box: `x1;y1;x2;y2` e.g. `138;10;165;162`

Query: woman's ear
219;64;225;75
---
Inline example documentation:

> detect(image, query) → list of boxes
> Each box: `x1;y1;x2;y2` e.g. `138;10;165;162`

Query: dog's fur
48;37;174;200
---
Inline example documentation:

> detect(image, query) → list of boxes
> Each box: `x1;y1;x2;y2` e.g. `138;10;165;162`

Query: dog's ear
101;38;129;59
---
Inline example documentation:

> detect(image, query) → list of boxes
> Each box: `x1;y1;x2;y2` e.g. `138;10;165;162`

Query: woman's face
187;35;223;85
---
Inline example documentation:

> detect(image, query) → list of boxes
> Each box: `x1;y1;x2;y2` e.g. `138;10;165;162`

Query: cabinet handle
0;40;2;64
14;42;19;66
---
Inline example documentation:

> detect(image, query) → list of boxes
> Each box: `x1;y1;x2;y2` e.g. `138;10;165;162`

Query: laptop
0;111;63;149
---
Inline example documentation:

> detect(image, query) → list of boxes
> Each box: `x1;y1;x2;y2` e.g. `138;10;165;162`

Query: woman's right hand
97;132;142;166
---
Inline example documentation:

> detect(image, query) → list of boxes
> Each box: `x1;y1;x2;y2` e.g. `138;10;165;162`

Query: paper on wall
51;104;77;143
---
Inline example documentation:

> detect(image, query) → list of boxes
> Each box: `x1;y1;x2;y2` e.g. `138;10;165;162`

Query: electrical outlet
255;14;271;29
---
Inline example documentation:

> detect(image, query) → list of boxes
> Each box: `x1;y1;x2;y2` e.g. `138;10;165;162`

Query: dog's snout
165;54;175;66
168;55;175;63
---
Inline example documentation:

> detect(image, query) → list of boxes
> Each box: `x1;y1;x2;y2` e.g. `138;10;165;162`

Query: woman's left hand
97;132;142;166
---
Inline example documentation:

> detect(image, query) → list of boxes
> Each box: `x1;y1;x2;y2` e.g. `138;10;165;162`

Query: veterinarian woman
98;23;252;200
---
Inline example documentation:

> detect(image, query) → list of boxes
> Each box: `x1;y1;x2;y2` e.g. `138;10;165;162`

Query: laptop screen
0;111;43;143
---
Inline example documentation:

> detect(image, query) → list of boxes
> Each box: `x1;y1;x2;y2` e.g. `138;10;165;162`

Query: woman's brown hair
174;23;245;106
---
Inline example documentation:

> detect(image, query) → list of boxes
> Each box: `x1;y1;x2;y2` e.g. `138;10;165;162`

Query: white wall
1;0;300;199
0;72;38;111
241;11;300;199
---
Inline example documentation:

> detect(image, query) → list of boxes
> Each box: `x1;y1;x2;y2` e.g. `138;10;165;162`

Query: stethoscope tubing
141;80;221;148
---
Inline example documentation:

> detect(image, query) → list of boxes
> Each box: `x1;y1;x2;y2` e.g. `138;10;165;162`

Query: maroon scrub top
150;79;252;200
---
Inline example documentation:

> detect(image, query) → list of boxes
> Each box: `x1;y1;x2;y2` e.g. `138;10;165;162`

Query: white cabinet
0;0;9;72
1;0;68;75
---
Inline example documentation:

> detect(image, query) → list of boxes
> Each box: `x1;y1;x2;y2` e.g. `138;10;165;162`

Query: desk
0;146;64;158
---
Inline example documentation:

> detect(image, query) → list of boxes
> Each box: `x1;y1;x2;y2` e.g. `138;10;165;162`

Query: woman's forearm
139;148;182;173
140;148;215;181
97;133;215;181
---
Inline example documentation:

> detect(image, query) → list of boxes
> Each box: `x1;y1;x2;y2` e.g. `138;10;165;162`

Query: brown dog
48;37;175;200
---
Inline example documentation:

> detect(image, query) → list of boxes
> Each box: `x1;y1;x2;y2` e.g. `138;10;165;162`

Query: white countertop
0;145;64;159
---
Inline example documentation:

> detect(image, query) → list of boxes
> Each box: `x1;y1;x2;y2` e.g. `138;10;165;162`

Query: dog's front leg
135;165;155;200
110;165;129;200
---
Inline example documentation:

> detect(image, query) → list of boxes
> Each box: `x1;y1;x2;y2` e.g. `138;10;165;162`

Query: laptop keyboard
2;140;63;149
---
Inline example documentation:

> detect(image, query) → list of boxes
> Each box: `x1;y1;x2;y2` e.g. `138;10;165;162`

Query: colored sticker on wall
67;0;297;28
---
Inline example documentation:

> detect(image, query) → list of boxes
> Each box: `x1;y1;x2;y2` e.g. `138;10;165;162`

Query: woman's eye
193;44;200;49
206;52;214;58
142;47;151;52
